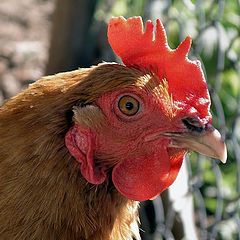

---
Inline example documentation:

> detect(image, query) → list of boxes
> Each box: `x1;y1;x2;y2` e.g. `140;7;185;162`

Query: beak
163;127;227;163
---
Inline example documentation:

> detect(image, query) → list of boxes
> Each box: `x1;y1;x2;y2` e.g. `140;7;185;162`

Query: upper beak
163;127;227;163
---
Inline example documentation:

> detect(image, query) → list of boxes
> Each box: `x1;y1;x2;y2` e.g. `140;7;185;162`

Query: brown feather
0;63;149;240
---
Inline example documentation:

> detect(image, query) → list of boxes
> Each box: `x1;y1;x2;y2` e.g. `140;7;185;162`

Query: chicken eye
118;96;140;116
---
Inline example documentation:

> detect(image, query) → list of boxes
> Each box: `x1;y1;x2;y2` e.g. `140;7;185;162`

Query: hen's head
65;17;226;201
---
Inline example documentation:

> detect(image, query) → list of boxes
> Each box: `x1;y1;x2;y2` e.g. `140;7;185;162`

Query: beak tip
207;129;227;164
219;143;227;164
220;157;227;164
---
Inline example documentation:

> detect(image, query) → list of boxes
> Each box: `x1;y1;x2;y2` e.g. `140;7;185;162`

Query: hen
0;17;226;240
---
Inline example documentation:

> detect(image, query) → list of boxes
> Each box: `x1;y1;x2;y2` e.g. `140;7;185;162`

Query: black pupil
125;102;134;110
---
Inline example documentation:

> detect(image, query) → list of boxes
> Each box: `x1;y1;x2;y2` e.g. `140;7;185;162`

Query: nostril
182;118;205;133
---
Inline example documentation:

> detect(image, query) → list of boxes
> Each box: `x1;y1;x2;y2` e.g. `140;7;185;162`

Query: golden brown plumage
0;64;143;240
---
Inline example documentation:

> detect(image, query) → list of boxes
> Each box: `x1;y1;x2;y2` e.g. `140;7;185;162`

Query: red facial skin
95;87;186;201
65;82;211;201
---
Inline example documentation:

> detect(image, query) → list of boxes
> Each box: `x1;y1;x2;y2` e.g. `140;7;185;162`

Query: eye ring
118;95;140;116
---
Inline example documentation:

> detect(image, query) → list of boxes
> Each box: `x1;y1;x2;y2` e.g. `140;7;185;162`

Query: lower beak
163;128;227;163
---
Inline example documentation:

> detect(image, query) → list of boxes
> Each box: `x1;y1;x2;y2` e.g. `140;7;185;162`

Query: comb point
108;16;126;26
127;16;143;28
175;36;192;59
144;20;154;40
155;19;168;48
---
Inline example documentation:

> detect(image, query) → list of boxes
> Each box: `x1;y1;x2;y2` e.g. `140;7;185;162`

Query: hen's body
0;64;140;240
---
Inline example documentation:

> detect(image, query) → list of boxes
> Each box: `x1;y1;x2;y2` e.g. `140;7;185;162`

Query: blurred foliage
94;0;240;238
95;0;146;20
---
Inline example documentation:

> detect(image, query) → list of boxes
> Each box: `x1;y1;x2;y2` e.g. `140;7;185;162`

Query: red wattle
112;149;180;201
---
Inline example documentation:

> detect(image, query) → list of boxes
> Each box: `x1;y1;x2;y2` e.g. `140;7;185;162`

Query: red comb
107;16;210;117
108;16;191;67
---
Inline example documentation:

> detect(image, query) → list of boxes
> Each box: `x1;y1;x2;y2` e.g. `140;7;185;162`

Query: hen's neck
61;164;140;240
1;144;139;240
